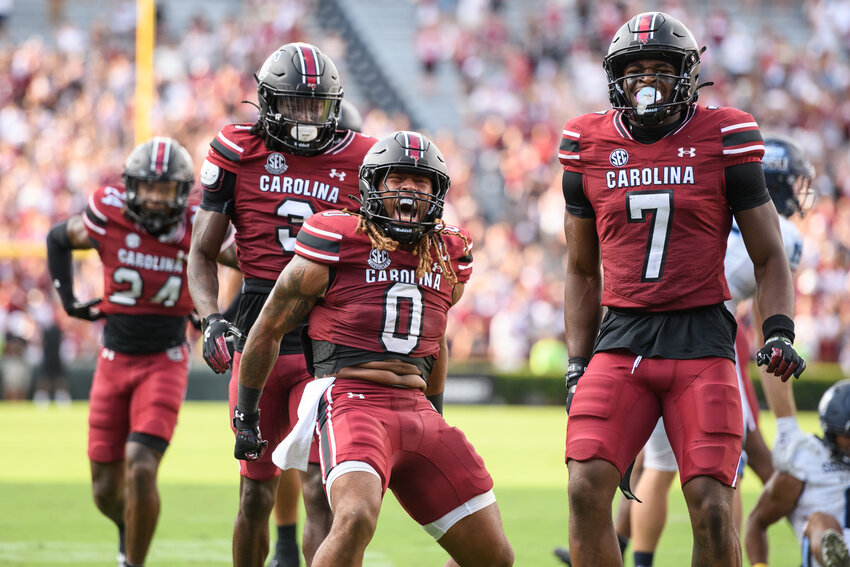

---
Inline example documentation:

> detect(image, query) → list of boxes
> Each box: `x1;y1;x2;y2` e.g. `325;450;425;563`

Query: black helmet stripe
150;136;172;175
633;12;659;43
295;43;320;86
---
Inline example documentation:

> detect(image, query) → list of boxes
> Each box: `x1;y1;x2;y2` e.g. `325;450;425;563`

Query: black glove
201;313;244;374
233;407;268;461
757;336;806;382
565;357;589;415
64;298;105;321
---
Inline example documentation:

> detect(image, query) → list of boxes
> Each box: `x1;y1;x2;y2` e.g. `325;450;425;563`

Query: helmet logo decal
296;44;320;88
633;12;658;44
403;131;424;163
150;137;172;174
609;148;629;167
677;147;696;158
265;153;289;175
367;248;391;270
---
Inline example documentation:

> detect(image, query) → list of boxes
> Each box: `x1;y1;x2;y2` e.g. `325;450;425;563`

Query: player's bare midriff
325;359;427;390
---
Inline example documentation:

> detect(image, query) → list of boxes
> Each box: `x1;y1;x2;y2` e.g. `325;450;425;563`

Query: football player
560;12;805;567
231;131;514;567
745;380;850;567
187;42;376;567
46;137;234;567
625;136;815;567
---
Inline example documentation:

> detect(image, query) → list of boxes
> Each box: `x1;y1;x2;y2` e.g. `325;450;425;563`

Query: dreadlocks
348;210;470;287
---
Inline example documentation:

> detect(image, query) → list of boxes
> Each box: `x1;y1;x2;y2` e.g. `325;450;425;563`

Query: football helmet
122;137;194;235
256;42;343;156
819;379;850;466
603;12;707;126
359;131;450;244
338;99;363;133
762;136;816;218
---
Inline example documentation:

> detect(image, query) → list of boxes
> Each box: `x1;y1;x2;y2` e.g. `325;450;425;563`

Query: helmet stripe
151;136;171;174
634;12;656;44
404;131;423;160
297;44;320;86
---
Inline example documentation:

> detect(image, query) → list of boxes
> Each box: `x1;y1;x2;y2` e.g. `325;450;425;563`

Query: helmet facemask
606;50;700;126
258;86;341;156
361;166;446;245
124;179;190;236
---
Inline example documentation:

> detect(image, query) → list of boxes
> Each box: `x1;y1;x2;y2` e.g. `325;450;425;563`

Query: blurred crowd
2;0;850;399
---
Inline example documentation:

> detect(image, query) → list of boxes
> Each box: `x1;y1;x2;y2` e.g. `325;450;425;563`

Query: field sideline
0;402;811;566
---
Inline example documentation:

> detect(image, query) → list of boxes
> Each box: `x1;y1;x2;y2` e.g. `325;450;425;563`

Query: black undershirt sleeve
725;161;771;212
562;170;595;218
200;168;237;215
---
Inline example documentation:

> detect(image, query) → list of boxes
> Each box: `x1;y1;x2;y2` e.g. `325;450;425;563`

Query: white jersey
773;423;850;552
724;215;803;314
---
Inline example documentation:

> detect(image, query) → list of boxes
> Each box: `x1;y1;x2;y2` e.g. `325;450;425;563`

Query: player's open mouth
396;197;417;221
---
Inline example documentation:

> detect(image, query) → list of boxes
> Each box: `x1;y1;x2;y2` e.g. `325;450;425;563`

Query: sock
634;551;654;567
274;523;299;565
617;534;629;557
118;525;126;555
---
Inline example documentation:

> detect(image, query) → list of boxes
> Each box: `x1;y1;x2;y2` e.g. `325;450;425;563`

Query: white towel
272;377;335;471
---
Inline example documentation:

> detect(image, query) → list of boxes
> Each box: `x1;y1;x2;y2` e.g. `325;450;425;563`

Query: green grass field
0;402;812;566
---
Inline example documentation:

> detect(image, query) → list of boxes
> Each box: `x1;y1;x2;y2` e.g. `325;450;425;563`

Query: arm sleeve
200;164;237;215
562;171;595;218
46;221;76;307
725;162;771;212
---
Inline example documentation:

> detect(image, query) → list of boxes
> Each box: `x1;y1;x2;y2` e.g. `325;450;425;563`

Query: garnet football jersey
202;124;377;281
82;184;195;317
559;106;765;311
294;211;473;358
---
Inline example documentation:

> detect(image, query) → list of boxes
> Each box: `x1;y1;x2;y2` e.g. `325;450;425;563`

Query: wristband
762;314;795;343
237;384;262;414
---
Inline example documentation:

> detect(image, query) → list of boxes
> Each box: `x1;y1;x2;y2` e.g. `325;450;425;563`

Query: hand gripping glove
757;336;806;382
565;357;589;415
201;313;244;374
233;407;268;461
64;298;105;321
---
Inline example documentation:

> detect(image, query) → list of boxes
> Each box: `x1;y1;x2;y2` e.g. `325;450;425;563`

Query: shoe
553;546;572;566
822;529;850;567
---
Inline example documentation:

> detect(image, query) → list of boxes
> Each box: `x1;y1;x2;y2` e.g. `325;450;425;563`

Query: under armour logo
347;392;365;399
677;147;696;158
329;169;346;181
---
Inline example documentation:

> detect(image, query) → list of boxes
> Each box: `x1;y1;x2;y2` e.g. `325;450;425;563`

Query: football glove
565;357;589;415
233;407;268;461
757;336;806;382
64;298;105;321
201;313;244;374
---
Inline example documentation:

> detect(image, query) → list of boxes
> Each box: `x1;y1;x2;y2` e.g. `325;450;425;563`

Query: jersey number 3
627;190;673;282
